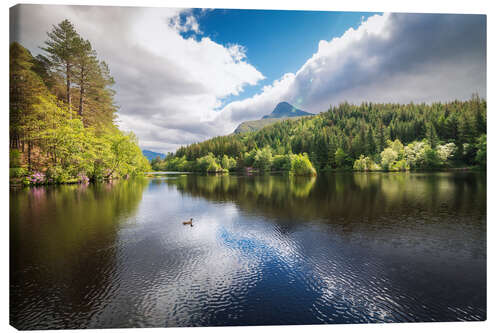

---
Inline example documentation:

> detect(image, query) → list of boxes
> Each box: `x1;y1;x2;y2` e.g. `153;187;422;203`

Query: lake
10;172;486;329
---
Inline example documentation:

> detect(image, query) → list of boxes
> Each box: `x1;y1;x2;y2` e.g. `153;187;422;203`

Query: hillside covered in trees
152;96;486;174
10;20;150;185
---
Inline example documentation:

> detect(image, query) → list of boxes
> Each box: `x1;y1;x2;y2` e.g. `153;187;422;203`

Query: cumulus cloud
10;6;486;153
10;4;264;153
219;13;486;134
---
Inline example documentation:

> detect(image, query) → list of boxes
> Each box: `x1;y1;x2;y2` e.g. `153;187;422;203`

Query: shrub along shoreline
151;148;317;176
151;135;485;176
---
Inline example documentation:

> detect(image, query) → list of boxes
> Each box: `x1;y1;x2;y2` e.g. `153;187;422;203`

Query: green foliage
10;149;21;168
390;159;410;171
272;154;293;171
436;142;457;166
380;147;399;170
156;148;316;177
221;155;237;171
353;155;381;171
253;146;273;171
169;97;485;171
9;27;150;184
334;148;347;168
404;141;429;169
243;149;257;167
422;146;441;169
195;153;224;173
388;139;404;159
290;154;317;176
10;167;27;178
475;134;486;168
45;165;73;184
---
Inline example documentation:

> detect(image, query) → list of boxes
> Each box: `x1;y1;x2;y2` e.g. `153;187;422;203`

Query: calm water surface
10;172;486;329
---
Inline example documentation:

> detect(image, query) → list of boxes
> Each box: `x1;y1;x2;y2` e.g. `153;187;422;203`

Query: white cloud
11;4;265;153
11;7;486;154
216;12;486;137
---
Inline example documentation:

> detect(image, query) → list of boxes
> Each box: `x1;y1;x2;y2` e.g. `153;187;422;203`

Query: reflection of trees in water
167;172;485;222
160;172;487;262
167;172;486;285
10;179;148;329
351;172;486;215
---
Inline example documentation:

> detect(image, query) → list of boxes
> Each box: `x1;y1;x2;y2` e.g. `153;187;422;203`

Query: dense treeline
152;150;317;176
153;96;486;173
10;20;150;185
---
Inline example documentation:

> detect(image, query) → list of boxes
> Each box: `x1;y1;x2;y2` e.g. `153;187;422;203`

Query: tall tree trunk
66;62;71;111
78;86;84;117
27;141;32;172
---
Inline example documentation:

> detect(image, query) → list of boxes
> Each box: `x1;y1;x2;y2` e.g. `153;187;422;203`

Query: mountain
262;101;312;119
233;102;313;134
142;150;166;161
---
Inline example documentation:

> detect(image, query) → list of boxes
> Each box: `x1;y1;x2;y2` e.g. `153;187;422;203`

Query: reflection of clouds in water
110;186;263;325
84;174;484;326
110;180;323;326
115;182;431;324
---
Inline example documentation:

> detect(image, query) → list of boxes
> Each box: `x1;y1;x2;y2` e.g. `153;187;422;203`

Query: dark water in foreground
10;172;486;329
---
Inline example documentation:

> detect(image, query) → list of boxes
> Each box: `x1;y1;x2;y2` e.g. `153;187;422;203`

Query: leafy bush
290;154;317;176
381;147;399;170
253;146;273;172
422;147;442;169
196;153;224;173
221;155;237;171
9;167;27;178
475;134;486;168
272;154;293;171
436;142;456;164
390;159;410;171
10;149;22;168
46;165;72;184
334;148;347;168
353;155;381;171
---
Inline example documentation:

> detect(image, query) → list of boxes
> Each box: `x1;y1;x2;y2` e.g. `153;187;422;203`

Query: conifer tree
73;37;99;118
42;19;81;109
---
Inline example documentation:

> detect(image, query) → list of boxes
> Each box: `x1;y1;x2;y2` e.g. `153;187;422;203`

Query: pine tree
42;19;81;109
326;143;336;170
73;37;99;118
375;121;387;152
426;123;438;148
366;127;377;155
9;42;47;156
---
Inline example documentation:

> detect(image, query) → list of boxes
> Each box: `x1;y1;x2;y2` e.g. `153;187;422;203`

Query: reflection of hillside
165;172;486;234
10;179;148;329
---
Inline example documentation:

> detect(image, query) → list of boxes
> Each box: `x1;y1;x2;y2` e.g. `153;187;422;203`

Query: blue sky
179;9;381;106
12;6;486;153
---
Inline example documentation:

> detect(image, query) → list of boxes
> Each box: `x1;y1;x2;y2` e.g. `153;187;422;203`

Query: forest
152;97;486;174
10;19;150;185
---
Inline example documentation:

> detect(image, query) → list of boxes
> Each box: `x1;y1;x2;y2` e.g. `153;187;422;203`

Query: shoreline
10;168;485;188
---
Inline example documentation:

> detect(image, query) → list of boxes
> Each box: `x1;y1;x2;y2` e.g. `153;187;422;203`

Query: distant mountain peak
262;101;312;119
233;102;313;134
142;149;166;161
